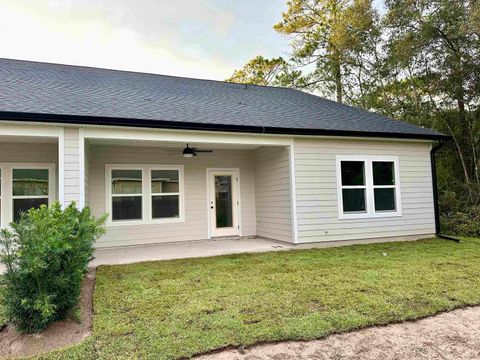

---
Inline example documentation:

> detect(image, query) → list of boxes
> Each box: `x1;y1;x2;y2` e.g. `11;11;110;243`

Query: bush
441;206;480;238
0;202;106;333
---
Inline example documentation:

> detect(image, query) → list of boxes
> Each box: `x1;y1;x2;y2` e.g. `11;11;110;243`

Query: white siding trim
78;128;85;209
58;127;65;207
289;142;299;244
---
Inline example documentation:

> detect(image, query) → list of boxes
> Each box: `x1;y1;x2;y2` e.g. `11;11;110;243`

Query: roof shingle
0;58;446;140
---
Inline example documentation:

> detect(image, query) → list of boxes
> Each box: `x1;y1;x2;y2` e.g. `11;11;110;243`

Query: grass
17;237;480;359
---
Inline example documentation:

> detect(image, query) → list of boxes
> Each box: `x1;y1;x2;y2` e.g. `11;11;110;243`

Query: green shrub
0;202;106;333
441;206;480;237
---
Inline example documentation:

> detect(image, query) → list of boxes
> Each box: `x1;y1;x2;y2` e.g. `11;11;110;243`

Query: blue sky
0;1;384;80
0;0;290;80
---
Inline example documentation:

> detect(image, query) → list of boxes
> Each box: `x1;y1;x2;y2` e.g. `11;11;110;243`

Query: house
0;58;449;248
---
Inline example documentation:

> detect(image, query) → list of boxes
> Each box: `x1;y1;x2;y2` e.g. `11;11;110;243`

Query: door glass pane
373;162;395;185
374;188;396;211
112;170;142;194
13;198;49;222
152;195;179;219
341;161;365;186
342;188;366;212
112;196;142;221
13;169;49;196
151;170;179;193
215;176;233;228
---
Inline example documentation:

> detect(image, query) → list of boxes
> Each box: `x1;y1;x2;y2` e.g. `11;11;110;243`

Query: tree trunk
335;60;343;103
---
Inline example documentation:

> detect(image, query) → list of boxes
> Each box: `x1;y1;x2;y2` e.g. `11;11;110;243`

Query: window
12;168;52;221
111;169;143;221
373;161;396;212
106;165;184;225
151;170;180;219
336;156;401;219
0;164;55;226
340;161;366;213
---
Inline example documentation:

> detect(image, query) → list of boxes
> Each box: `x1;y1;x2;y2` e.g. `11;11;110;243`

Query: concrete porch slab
90;237;293;267
90;234;432;268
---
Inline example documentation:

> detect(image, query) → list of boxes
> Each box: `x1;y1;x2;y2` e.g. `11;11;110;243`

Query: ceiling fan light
182;146;195;158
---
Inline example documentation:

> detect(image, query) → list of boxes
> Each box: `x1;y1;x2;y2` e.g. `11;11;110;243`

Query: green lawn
23;237;480;359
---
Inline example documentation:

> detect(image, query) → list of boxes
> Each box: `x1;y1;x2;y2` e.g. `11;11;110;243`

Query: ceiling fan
182;143;213;158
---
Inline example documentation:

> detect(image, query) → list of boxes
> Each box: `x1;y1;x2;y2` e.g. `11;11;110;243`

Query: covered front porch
83;128;296;248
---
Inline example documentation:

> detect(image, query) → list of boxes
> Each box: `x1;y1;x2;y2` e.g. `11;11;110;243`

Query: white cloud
0;0;239;79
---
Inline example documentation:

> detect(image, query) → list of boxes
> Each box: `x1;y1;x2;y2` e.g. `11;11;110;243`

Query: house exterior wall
254;146;293;243
293;138;435;243
88;144;257;248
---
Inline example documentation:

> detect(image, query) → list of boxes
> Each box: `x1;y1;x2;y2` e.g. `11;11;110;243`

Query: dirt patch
0;269;95;359
196;306;480;360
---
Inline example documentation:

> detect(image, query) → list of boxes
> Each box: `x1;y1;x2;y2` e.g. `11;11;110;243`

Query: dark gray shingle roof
0;58;446;140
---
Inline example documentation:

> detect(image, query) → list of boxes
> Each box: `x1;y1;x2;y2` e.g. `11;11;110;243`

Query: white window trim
105;164;185;226
336;155;402;219
0;163;56;227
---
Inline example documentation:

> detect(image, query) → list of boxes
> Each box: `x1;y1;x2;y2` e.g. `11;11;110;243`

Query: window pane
151;170;179;193
13;169;49;196
112;170;142;194
341;161;365;186
112;196;142;221
215;176;233;228
152;195;179;219
374;188;396;211
342;188;366;212
13;198;48;222
373;162;395;185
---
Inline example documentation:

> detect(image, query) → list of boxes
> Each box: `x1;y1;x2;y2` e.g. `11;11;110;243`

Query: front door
208;169;240;237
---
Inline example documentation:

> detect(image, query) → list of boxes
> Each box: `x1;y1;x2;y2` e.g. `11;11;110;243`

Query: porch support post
60;127;82;208
288;141;299;244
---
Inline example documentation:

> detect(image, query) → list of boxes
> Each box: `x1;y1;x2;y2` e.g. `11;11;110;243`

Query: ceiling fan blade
193;149;213;153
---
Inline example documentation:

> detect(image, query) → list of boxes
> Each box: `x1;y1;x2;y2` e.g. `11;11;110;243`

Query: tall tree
383;0;480;185
273;0;379;103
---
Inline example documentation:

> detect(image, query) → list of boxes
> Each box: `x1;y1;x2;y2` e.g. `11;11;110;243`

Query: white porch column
59;127;84;208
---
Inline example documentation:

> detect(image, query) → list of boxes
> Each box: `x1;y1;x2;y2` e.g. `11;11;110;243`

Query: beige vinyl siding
63;128;80;205
294;138;435;243
88;145;256;248
254;146;293;243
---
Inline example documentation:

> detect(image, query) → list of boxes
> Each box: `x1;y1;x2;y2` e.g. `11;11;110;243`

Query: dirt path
197;306;480;360
0;269;95;359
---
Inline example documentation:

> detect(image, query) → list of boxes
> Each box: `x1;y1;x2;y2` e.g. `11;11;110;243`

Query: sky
0;0;291;80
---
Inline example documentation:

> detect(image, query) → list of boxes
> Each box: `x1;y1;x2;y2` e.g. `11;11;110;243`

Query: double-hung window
151;169;180;220
0;164;55;226
12;168;50;222
337;156;401;219
106;165;184;225
111;169;143;221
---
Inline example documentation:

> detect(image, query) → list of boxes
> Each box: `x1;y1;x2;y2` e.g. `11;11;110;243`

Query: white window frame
0;163;56;227
336;155;402;219
105;164;184;226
